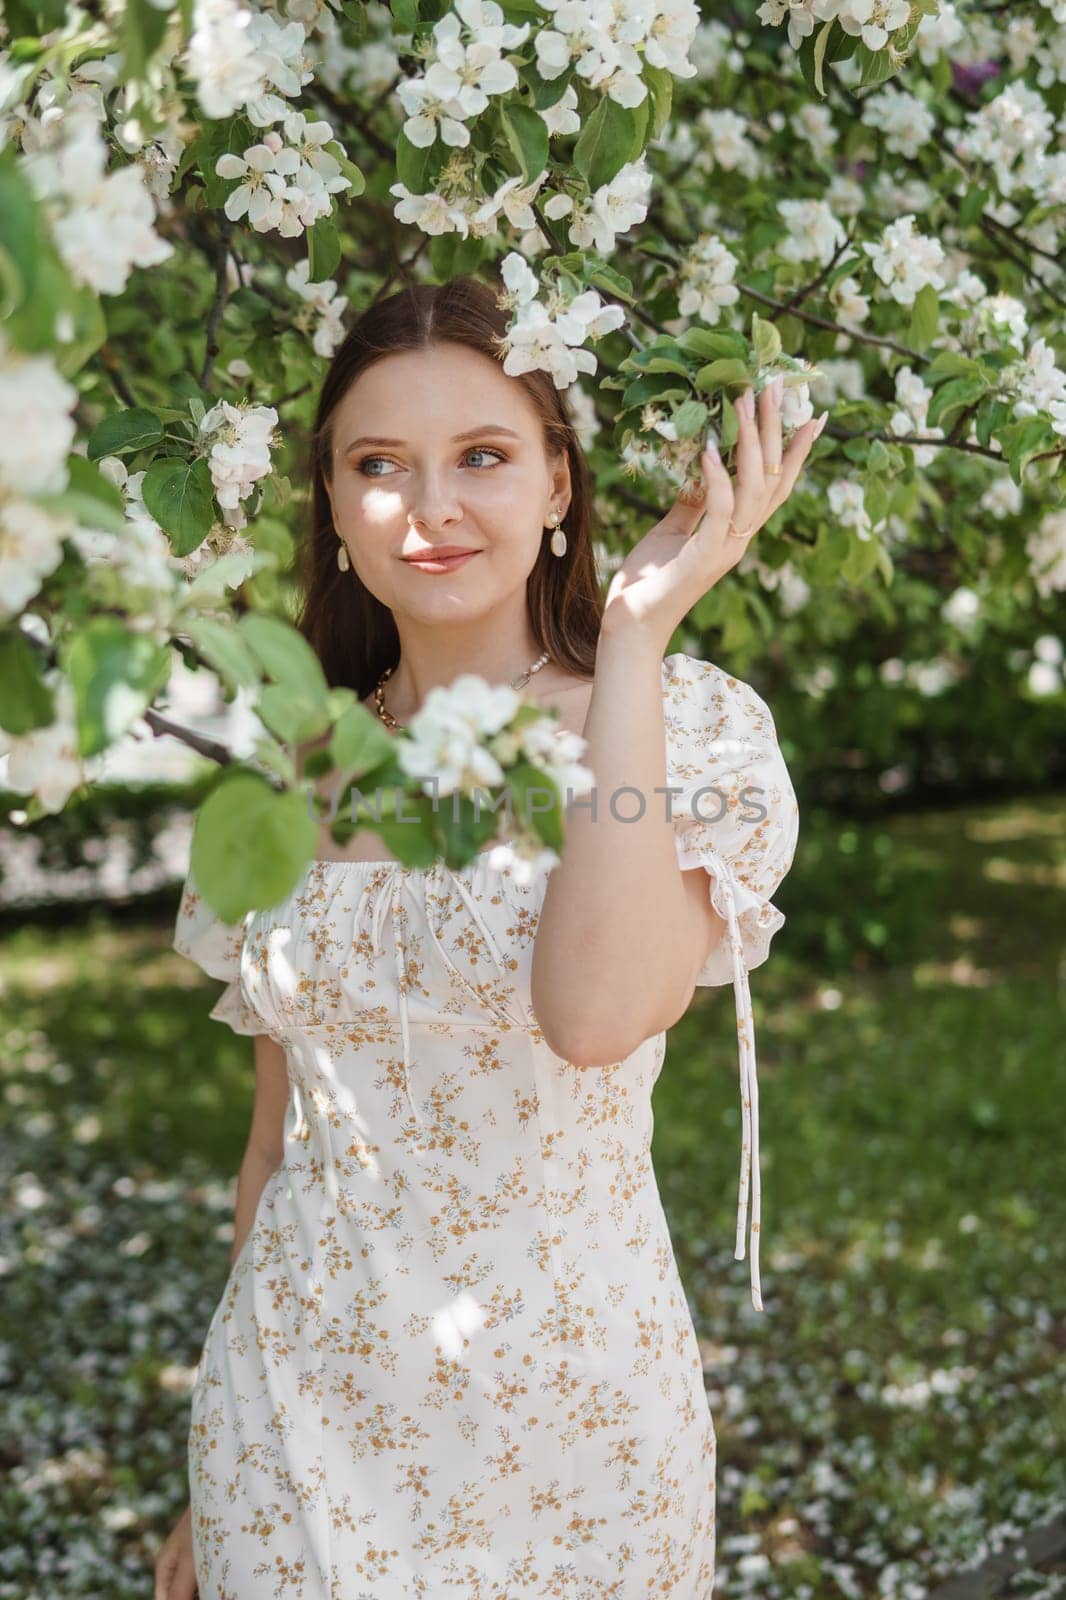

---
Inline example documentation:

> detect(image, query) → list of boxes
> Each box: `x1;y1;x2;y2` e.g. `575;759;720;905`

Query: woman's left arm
530;379;823;1065
530;627;721;1063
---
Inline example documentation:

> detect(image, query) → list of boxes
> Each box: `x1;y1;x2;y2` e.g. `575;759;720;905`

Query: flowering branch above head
608;313;827;504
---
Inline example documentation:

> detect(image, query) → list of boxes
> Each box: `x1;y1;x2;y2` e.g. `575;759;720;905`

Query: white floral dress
172;651;799;1600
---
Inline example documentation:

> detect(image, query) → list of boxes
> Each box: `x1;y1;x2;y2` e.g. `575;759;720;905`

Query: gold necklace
373;650;552;730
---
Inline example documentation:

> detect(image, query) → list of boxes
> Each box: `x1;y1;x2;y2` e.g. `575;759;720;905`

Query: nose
406;465;463;530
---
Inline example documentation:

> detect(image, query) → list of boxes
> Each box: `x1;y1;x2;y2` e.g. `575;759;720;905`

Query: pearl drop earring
547;508;567;558
336;540;350;572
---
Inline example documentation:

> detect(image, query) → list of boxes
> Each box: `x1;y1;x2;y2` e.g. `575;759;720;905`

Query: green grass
0;793;1063;1596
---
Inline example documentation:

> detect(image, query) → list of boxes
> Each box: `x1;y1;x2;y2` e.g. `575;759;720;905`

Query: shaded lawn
0;793;1062;1596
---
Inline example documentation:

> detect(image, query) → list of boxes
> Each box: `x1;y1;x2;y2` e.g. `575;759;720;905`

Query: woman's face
324;342;570;622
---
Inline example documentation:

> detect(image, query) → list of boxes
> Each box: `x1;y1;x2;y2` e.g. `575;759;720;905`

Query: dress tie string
697;843;764;1314
370;871;425;1144
367;864;517;1149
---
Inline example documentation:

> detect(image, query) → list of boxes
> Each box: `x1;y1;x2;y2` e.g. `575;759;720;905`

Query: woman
156;273;810;1598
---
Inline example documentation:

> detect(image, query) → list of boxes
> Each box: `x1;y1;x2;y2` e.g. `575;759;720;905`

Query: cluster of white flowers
66;457;195;631
187;0;314;125
0;669;85;814
688;17;745;78
1025;509;1066;598
979;475;1023;520
861;213;946;307
860;87;937;159
542;158;652;255
692;108;762;179
776;372;817;432
397;0;530;150
828;478;879;542
739;550;812;616
757;0;910;53
215;113;351;239
19;109;172;296
830;273;871;328
0;336;80;621
494;252;627;390
794;101;837;161
285;259;348;358
954;81;1058;199
1003;336;1066;438
390;154;555;242
913;0;965;66
395;669;594;881
811;358;867;405
776;198;849;268
676;233;741;324
197;401;279;530
972;292;1029;351
888;367;944;467
534;0;700;106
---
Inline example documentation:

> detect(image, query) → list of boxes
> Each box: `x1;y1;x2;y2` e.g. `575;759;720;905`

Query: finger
731;385;766;533
687;441;736;542
759;375;784;473
766;411;827;513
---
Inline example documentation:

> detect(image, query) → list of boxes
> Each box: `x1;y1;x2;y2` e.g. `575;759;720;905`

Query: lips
402;549;481;572
402;547;480;562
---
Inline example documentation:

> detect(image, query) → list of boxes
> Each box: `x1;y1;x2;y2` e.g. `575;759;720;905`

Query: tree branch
199;216;233;391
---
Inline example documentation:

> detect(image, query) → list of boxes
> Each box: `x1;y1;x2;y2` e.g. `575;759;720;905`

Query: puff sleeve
172;865;260;1037
662;652;800;1312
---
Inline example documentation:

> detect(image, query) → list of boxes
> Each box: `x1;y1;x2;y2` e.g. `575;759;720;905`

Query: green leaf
35;453;127;535
573;95;636;191
141;457;216;554
927;375;985;431
694;358;751;393
676;328;748;362
325;141;366;197
751;314;782;368
959;182;989;228
719;396;740;451
395;129;442;194
500;101;549;184
507;759;565;853
86;408;164;461
1002;417;1056;486
307;215;341;283
924;351;982;382
642;64;674;140
330;701;396;775
907;283;939;351
974;395;1010;449
59;619;170;758
0;628;54;734
622;373;689;410
812;19;834;97
190;770;320;922
122;0;170;80
238;612;332;738
182;615;262;691
672;399;709;440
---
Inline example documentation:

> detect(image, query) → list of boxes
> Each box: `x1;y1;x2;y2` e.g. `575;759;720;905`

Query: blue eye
356;447;507;477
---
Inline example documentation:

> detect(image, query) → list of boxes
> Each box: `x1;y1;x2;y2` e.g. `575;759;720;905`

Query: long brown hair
294;274;604;699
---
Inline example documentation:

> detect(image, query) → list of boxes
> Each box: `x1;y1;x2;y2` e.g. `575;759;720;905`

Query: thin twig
95;343;137;408
141;707;235;767
199;217;233;391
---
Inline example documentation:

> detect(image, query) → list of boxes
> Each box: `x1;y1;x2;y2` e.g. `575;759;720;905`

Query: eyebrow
344;425;522;454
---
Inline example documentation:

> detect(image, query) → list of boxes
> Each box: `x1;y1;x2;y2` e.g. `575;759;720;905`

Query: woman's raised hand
600;379;827;644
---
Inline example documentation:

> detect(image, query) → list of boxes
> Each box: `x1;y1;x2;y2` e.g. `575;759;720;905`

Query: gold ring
727;519;754;540
766;463;782;477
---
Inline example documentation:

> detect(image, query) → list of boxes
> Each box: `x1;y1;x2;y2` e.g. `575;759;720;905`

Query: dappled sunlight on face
324;342;567;622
